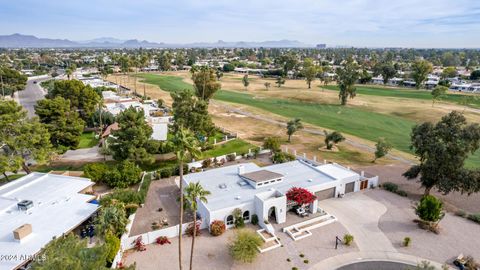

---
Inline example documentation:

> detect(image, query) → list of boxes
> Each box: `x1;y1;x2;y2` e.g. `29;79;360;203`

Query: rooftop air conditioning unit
17;200;33;211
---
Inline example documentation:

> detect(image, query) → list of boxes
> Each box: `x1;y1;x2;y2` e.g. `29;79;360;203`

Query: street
16;77;49;117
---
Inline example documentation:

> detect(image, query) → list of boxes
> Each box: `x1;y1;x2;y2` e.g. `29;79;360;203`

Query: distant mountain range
0;34;313;48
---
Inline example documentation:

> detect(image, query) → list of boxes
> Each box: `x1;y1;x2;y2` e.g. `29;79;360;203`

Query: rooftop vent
13;224;32;241
237;180;248;186
235;196;241;200
308;179;313;182
218;183;227;189
17;200;33;211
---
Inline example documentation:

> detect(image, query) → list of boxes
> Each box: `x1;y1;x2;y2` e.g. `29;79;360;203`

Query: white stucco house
183;160;378;231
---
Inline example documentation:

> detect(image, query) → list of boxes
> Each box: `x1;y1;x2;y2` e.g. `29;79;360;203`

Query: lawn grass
200;139;255;159
322;85;480;108
78;132;99;149
138;73;480;167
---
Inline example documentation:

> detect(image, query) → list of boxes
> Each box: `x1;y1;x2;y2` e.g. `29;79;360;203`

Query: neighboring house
183;160;378;231
102;91;170;141
0;173;98;270
450;82;480;93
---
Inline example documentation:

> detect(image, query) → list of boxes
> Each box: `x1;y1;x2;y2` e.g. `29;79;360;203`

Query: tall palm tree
172;127;201;270
184;182;210;270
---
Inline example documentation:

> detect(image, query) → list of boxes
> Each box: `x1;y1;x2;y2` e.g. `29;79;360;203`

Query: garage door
315;187;336;200
345;182;355;193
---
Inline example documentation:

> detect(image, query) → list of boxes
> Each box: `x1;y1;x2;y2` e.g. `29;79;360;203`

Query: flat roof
240;170;283;183
184;160;358;211
0;173;98;270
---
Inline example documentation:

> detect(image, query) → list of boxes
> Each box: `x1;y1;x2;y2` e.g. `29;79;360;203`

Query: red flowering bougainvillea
286;187;317;206
156;236;171;245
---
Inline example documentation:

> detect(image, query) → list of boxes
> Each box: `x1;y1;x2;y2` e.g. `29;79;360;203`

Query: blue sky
1;0;479;48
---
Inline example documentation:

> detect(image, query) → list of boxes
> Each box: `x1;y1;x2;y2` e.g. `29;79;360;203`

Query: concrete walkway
59;146;103;162
320;193;396;253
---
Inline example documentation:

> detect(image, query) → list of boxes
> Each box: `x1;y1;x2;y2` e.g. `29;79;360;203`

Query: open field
130;72;480;167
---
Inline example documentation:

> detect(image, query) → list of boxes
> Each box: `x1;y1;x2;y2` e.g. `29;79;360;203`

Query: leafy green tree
172;127;201;270
431;85;448;107
276;53;298;74
229;229;263;263
470;70;480;80
0;100;52;174
109;107;154;164
157;52;172;71
191;66;221;101
403;111;480;195
222;63;235;72
171;89;215;137
324;130;345;150
336;58;359;105
263;136;281;153
415;195;444;223
303;58;318;89
47;80;101;120
275;76;285;88
286;118;303;142
441;66;457;79
411;60;433;89
96;202;129;237
0;66;27;97
184;182;211;270
374;137;392;162
242;74;250;90
379;63;397;84
35;97;85;149
359;68;372;84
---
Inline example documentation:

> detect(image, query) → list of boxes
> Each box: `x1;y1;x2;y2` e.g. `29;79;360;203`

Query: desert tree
336;58;359;105
242;74;250;90
324;130;345;150
411;60;433;89
373;137;392;162
403;111;480;195
431;85;448;107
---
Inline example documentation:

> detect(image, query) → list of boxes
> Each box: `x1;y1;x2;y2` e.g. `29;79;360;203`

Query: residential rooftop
0;173;98;270
183;160;358;211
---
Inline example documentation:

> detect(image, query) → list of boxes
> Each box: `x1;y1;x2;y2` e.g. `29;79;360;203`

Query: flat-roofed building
0;173;98;270
183;160;378;232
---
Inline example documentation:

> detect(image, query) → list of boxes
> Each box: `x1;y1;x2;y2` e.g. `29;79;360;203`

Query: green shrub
263;136;281;152
83;162;109;183
272;152;296;164
105;232;120;263
286;258;291;262
210;220;226;236
403;237;411;247
292;268;298;270
83;161;142;188
251;214;259;225
303;260;309;264
416;195;443;223
468;213;480;224
233;208;245;228
299;254;304;258
455;210;467;218
382;182;398;193
138;173;152;203
229;229;263;263
396;190;408;197
100;189;141;206
343;234;354;246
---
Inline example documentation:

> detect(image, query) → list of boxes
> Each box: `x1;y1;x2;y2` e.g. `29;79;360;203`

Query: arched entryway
268;206;277;223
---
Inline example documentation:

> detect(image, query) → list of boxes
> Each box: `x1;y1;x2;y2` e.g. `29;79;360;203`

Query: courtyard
123;189;480;269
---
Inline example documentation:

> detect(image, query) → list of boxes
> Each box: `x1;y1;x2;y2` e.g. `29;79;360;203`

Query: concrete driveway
319;192;396;253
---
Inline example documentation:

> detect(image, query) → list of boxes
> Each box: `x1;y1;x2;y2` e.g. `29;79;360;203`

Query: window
257;183;263;186
243;211;250;221
226;215;234;225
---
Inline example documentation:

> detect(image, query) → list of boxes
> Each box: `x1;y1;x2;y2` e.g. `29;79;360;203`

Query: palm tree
172;127;201;270
286;118;303;142
184;182;210;270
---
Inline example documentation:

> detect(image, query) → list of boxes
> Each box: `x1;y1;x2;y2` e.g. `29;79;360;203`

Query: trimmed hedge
382;182;408;197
